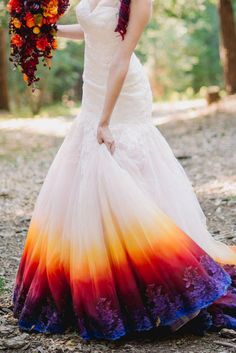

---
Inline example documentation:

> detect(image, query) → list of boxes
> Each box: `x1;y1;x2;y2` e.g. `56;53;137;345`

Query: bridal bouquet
7;0;70;89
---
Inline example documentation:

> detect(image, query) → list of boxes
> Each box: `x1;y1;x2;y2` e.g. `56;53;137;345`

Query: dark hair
115;0;131;39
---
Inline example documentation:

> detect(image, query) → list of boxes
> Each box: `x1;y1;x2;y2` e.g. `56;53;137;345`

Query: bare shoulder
115;0;152;58
130;0;153;24
131;0;153;11
132;0;152;6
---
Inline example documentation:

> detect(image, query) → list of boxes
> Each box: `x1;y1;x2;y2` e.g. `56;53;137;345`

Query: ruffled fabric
13;119;236;340
12;0;236;340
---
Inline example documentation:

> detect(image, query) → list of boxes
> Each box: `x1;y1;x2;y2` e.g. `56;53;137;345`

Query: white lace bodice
75;0;153;125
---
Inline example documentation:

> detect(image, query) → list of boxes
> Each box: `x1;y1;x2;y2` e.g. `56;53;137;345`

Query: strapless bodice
75;0;153;125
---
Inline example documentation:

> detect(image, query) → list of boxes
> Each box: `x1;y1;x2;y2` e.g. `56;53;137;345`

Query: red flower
11;34;24;47
7;0;22;13
47;15;59;24
42;14;60;25
36;37;49;51
24;13;35;28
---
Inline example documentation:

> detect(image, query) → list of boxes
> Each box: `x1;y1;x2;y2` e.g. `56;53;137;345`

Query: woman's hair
115;0;131;39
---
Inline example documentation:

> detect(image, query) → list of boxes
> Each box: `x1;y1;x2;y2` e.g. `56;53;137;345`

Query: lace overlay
13;255;234;340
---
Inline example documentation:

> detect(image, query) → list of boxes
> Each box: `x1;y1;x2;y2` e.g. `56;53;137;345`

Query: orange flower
24;13;35;28
23;74;28;83
36;37;49;51
44;14;59;24
11;34;24;47
43;0;58;17
33;26;41;34
52;38;57;49
12;17;21;28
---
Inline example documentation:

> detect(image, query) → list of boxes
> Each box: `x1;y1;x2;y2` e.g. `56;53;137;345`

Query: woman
13;0;236;341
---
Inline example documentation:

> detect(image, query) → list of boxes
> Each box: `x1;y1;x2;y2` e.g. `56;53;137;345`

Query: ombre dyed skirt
12;117;236;340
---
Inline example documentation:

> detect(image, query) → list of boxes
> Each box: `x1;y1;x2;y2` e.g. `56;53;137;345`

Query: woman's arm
57;24;84;40
97;0;152;153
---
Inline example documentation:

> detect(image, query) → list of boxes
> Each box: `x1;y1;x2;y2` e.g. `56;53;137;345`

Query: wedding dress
13;0;236;341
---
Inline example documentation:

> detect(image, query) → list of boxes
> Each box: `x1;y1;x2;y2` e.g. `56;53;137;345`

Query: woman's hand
97;124;115;154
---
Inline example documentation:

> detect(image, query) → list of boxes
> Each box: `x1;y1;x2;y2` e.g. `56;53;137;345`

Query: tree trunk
0;28;10;111
218;0;236;94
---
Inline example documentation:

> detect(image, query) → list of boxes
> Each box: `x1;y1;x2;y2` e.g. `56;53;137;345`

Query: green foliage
0;277;5;293
3;0;236;108
137;0;224;99
48;41;84;101
6;0;85;111
0;0;9;28
185;2;222;91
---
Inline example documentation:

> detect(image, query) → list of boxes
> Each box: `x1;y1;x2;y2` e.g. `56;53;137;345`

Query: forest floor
0;96;236;353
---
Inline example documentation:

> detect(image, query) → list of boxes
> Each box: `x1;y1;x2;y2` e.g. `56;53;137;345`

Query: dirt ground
0;96;236;352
